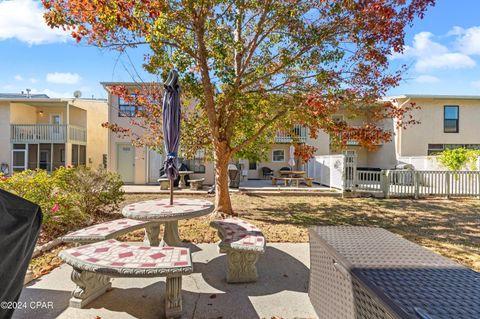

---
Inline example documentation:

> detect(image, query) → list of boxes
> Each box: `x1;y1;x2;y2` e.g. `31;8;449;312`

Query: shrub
0;167;124;238
436;148;480;171
53;166;124;216
0;169;82;236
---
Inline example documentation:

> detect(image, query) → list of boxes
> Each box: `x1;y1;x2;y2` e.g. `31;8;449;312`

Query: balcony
275;124;308;143
330;125;384;146
11;124;86;144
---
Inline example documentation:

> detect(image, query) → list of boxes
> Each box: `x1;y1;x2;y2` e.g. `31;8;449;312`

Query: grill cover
0;189;42;319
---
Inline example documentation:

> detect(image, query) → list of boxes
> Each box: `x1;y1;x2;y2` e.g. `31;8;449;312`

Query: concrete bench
62;218;162;247
210;218;266;283
158;178;170;190
59;239;192;318
189;178;205;190
272;177;313;187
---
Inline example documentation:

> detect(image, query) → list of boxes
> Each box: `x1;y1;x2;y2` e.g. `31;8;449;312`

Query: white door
50;114;62;124
117;143;135;183
148;150;163;183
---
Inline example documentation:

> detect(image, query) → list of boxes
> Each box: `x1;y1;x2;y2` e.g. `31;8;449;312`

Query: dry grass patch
31;193;479;275
119;193;479;271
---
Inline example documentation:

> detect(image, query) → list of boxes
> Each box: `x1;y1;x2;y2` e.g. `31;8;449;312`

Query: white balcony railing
275;124;308;143
330;125;384;146
69;125;87;143
11;124;86;144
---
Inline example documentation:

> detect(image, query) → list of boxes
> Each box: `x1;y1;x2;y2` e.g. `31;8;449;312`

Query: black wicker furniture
261;167;274;179
308;226;480;319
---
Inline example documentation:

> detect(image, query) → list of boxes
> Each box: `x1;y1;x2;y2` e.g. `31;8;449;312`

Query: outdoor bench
59;239;192;318
210;217;266;283
62;218;162;246
272;177;313;187
158;178;170;190
189;178;205;190
309;226;480;319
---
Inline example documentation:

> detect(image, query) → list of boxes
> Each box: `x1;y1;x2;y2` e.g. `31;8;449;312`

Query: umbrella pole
169;178;174;205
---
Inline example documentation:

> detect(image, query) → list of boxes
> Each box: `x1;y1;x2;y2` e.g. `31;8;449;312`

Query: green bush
436;148;480;171
0;169;82;236
53;166;124;216
0;166;124;237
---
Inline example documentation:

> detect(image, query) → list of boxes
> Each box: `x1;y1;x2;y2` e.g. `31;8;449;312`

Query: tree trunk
214;141;235;216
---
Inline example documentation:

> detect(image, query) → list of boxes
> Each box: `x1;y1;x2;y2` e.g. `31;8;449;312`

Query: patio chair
261;167;274;179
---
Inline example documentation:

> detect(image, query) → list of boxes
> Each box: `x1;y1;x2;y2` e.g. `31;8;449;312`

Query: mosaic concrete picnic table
122;198;214;246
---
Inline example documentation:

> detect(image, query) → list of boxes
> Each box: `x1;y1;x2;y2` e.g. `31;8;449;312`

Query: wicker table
308;226;480;319
122;198;214;246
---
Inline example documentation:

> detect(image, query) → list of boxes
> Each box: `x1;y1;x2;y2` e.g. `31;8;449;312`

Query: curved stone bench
158;178;170;190
210;218;266;283
189;178;205;190
59;239;192;318
62;218;161;246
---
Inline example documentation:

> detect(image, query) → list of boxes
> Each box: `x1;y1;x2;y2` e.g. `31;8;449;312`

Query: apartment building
0;93;108;174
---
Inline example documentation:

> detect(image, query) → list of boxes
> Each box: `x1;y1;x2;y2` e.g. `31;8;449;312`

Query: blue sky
0;0;480;99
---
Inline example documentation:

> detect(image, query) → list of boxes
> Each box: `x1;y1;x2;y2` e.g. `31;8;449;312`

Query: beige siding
72;99;108;169
395;98;480;156
10;103;37;124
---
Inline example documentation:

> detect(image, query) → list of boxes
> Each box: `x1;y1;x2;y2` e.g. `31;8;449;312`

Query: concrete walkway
16;243;318;319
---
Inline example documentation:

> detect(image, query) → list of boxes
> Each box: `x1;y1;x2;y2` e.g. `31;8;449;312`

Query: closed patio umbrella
162;69;182;204
288;144;296;168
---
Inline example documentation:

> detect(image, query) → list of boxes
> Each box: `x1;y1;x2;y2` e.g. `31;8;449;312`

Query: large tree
43;0;434;215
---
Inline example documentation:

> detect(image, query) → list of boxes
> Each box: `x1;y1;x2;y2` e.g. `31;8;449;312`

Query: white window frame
272;149;285;162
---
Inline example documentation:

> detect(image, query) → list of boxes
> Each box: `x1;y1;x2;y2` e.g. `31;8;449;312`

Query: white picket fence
307;155;345;189
353;169;480;198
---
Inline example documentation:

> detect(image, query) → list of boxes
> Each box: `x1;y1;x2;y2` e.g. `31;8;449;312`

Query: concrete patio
16;243;318;319
122;179;338;196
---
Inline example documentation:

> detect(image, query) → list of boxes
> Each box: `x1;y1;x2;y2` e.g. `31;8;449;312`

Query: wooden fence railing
350;169;480;198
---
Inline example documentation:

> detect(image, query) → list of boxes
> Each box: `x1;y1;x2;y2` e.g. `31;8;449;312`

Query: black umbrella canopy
162;70;181;203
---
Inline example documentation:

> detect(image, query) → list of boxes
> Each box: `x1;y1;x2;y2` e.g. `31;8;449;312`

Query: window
118;96;142;117
428;144;480;155
427;144;444;155
185;149;206;173
249;161;257;170
272;150;285;162
444;105;459;133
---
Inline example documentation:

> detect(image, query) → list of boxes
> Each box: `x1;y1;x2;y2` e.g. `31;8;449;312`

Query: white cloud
30;88;73;98
471;81;480;89
29;78;39;83
454;26;480;55
414;75;440;84
2;84;15;90
14;74;23;81
415;53;475;72
392;31;476;72
46;72;81;85
0;0;69;45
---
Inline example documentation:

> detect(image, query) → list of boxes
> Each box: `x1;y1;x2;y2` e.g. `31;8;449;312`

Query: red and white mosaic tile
122;198;213;220
62;239;191;268
214;218;265;249
63;218;149;240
